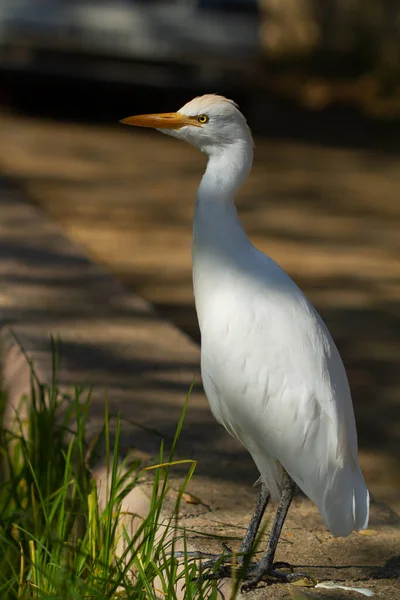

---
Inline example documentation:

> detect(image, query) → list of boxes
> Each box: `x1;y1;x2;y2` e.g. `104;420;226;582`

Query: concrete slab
0;180;399;598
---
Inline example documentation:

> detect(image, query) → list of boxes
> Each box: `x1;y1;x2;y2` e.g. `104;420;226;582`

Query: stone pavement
0;180;399;599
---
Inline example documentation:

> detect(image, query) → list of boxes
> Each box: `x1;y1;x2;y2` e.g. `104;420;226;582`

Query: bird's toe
241;562;313;592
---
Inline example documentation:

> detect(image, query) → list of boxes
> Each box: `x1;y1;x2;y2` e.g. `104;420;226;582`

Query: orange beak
120;112;196;130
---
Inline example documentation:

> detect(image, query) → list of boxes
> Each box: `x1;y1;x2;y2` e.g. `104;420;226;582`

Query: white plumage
121;94;369;574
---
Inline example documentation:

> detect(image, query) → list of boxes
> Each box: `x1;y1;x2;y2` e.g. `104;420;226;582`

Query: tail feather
352;467;369;531
318;464;369;537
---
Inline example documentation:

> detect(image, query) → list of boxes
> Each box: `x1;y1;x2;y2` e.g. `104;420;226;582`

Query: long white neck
192;140;254;326
197;138;253;205
195;138;253;242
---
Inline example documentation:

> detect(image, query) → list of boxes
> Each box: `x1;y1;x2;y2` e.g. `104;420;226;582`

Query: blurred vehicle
0;0;261;91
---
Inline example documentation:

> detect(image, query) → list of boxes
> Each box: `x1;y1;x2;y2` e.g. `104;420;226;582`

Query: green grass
0;346;227;600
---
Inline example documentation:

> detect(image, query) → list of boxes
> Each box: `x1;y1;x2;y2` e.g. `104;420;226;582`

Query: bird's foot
174;543;236;572
175;544;249;581
241;561;312;592
174;548;312;589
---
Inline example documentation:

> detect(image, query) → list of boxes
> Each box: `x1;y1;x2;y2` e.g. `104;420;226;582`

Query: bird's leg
237;483;270;563
189;483;270;577
242;473;308;591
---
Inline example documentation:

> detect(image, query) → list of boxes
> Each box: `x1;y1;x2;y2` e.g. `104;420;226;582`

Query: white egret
120;95;369;590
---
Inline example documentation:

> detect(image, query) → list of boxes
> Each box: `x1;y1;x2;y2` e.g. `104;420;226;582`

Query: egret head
120;94;253;156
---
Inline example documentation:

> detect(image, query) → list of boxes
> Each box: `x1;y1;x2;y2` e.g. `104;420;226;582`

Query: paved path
0;179;399;598
0;112;398;512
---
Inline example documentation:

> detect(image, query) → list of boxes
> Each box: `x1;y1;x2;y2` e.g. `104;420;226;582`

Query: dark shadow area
1;72;400;154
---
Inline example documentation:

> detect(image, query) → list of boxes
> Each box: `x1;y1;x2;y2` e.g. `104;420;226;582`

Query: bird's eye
197;115;209;124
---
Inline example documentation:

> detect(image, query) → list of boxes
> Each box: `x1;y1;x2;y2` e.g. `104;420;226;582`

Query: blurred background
0;0;399;511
